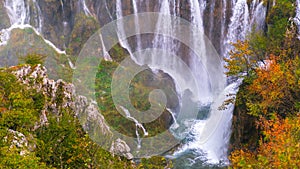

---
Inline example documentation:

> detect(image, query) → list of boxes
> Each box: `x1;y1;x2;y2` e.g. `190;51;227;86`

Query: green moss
19;53;46;66
68;13;100;60
109;44;129;63
95;60;173;138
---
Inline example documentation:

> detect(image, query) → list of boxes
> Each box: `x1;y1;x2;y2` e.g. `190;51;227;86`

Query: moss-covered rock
95;60;177;139
0;28;72;81
68;13;100;60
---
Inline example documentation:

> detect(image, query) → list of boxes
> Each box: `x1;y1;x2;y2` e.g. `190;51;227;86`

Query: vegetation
230;115;300;168
19;53;46;65
0;63;172;168
226;0;300;168
0;0;299;168
95;59;174;137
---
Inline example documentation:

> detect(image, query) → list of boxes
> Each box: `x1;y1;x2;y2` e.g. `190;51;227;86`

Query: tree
230;115;300;168
0;70;49;168
224;40;257;78
19;53;46;66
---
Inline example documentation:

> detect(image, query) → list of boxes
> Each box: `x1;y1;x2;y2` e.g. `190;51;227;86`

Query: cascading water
111;0;267;167
225;0;266;57
113;0;230;166
0;0;29;45
115;0;136;62
226;0;250;48
0;0;64;54
208;0;215;39
132;0;142;52
220;0;227;55
119;106;148;149
189;0;211;102
151;0;179;69
60;0;68;50
0;0;271;167
4;0;29;26
32;0;43;33
80;0;92;16
250;0;267;31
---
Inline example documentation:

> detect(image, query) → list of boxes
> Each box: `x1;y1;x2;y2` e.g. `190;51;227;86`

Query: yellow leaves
225;40;255;77
246;54;300;117
228;9;300;168
229;149;255;168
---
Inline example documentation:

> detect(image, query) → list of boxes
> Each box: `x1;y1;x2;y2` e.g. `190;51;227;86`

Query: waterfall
119;106;149;149
225;0;266;57
1;0;272;166
208;0;215;39
60;0;68;49
189;0;211;103
226;0;250;45
32;0;43;33
132;0;142;52
1;0;31;45
250;0;266;31
167;108;179;129
220;0;227;55
115;0;136;62
151;0;179;68
68;58;76;69
99;33;112;61
4;0;29;26
0;0;65;53
173;79;242;165
113;0;230;164
79;0;92;16
60;0;65;17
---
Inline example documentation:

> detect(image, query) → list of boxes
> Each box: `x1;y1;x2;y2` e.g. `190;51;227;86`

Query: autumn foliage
227;11;300;168
247;55;300;117
230;115;300;168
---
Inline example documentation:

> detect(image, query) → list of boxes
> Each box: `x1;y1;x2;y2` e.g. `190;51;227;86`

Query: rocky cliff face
1;0;289;161
9;64;133;159
0;0;240;56
1;0;271;63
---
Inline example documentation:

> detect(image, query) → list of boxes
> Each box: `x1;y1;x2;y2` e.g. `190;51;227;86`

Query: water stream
1;0;291;168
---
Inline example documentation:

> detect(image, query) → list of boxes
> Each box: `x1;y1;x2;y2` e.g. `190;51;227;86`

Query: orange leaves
258;115;300;168
246;55;299;117
230;115;300;168
249;58;284;112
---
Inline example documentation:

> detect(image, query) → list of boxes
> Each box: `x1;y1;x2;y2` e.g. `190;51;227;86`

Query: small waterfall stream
119;106;149;149
32;0;43;33
0;0;29;45
4;0;29;26
0;0;65;54
79;0;92;16
132;0;142;52
115;0;136;62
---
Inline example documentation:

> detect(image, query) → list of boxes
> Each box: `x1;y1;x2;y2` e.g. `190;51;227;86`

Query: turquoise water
169;105;228;169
